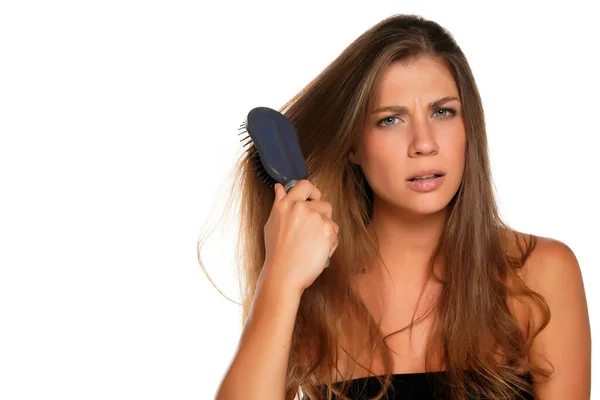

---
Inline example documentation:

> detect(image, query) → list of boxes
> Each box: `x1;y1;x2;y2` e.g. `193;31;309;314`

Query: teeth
413;174;437;181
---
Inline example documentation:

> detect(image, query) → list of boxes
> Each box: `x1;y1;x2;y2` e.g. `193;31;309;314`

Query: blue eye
378;116;400;127
434;108;457;118
376;108;457;128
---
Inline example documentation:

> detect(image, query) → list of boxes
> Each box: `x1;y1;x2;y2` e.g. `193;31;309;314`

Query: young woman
209;14;591;400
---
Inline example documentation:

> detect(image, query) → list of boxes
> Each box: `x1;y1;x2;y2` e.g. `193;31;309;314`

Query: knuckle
310;209;323;223
299;179;312;189
323;222;335;236
292;202;311;219
291;200;306;212
274;198;288;211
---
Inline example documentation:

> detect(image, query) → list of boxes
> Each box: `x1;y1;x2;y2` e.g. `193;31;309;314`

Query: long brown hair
199;14;552;400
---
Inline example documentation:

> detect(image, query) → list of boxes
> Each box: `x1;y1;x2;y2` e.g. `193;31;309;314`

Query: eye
377;116;401;127
433;108;457;118
376;108;457;127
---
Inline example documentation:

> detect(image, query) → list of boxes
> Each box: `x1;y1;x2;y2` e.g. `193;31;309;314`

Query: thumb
273;183;286;201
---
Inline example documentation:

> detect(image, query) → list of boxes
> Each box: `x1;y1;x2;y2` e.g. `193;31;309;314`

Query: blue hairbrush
238;106;329;267
238;107;308;193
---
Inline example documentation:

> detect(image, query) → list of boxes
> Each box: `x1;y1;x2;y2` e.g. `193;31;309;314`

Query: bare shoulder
512;232;591;399
518;235;581;285
501;230;582;289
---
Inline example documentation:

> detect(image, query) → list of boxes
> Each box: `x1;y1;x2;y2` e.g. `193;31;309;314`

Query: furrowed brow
371;96;459;114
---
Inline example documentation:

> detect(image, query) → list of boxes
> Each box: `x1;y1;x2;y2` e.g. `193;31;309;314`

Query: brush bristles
252;156;276;188
238;121;276;188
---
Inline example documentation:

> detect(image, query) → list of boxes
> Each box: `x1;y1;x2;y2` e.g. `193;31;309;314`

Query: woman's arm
525;237;591;399
215;271;303;400
215;181;338;399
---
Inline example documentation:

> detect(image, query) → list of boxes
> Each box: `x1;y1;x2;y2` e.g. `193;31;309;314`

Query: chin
372;185;457;218
405;203;448;217
397;194;453;217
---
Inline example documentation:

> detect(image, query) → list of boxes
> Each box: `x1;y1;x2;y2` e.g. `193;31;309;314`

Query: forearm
216;273;302;400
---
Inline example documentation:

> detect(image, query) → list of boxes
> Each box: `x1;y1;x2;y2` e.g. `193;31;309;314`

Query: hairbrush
238;106;330;268
238;106;308;193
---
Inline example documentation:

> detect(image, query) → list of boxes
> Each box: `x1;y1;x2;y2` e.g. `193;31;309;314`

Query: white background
1;1;598;399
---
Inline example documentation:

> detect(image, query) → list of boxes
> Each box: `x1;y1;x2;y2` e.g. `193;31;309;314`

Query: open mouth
409;174;443;182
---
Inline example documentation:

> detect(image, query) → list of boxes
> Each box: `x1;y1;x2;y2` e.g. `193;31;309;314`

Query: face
350;55;466;217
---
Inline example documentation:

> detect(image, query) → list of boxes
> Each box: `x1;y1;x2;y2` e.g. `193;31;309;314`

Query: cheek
439;127;466;164
359;137;407;195
456;134;467;168
362;136;401;172
445;140;467;188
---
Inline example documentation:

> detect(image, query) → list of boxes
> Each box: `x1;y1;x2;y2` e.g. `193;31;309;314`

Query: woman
208;14;591;399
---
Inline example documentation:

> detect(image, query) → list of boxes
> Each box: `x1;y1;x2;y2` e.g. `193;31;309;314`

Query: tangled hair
199;13;552;400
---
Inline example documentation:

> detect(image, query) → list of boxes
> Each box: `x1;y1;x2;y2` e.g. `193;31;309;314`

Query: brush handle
284;180;300;193
284;179;311;202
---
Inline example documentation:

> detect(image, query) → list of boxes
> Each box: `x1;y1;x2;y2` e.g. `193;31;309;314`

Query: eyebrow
371;96;460;114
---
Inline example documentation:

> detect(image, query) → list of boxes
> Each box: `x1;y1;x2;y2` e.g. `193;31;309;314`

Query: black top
303;371;534;400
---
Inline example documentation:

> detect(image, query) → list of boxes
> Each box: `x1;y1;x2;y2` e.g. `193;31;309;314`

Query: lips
410;174;441;181
407;174;445;192
407;170;446;181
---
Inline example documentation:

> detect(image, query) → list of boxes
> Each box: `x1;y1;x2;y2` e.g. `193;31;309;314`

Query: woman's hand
261;179;339;295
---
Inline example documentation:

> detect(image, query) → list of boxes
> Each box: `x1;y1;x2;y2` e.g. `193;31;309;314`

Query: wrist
257;261;304;303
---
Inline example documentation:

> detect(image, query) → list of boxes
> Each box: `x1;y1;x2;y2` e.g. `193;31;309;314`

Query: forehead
372;56;459;104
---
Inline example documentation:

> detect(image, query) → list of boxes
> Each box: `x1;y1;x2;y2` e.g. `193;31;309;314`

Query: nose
407;118;439;157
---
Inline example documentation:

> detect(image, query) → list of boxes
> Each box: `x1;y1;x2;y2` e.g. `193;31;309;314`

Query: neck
368;198;448;279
